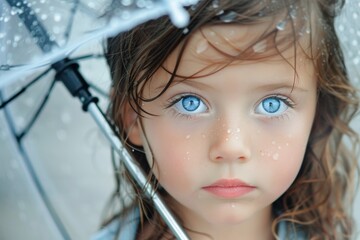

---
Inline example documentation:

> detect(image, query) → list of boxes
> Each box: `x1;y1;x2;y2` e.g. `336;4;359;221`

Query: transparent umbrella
0;0;359;240
0;0;196;239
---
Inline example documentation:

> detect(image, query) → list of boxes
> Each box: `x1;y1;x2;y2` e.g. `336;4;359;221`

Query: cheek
142;118;201;186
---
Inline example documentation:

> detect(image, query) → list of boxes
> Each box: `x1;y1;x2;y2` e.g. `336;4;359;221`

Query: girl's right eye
170;95;208;116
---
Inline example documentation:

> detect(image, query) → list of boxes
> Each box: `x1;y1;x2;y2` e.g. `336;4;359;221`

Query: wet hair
104;0;359;239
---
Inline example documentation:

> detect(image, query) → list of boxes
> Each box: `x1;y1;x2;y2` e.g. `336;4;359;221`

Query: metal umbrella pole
4;0;190;239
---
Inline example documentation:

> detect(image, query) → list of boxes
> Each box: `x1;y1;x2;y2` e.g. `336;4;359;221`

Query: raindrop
353;57;360;65
14;35;21;42
183;28;189;34
0;32;6;39
56;129;67;141
212;0;219;9
61;112;72;124
3;16;10;23
40;0;46;3
121;10;131;20
353;12;358;20
40;14;48;20
196;39;208;54
351;40;358;47
16;2;22;6
276;20;287;31
54;13;62;22
272;153;279;160
289;8;297;19
12;42;18;48
10;6;24;15
121;0;133;6
219;11;238;23
18;22;23;27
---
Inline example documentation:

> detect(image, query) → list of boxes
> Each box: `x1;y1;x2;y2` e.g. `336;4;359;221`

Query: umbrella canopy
0;0;359;239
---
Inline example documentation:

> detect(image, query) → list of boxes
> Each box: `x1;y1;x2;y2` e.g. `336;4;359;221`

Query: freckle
272;153;279;160
196;39;209;54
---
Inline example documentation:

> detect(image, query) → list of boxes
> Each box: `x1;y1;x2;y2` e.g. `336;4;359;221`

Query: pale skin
123;23;317;240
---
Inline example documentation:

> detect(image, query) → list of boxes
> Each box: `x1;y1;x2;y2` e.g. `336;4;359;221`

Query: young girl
95;0;359;239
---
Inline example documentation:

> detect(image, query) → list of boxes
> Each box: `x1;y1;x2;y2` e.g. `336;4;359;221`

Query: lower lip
202;186;255;198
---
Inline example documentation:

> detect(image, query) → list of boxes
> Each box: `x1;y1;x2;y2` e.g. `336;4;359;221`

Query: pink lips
202;179;255;199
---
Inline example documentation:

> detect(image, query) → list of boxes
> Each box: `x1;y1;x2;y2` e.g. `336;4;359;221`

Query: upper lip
203;179;255;188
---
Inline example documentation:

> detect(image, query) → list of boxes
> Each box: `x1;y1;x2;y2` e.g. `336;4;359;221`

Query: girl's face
127;24;317;236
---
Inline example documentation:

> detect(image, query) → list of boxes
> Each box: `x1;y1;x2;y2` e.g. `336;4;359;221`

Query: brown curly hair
104;0;359;239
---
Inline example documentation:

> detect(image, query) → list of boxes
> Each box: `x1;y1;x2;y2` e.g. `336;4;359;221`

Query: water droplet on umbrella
0;32;6;38
121;0;133;6
40;14;48;20
10;7;23;15
56;129;67;141
54;13;62;22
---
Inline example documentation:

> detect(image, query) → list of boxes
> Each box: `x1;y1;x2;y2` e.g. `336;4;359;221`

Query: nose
209;121;251;162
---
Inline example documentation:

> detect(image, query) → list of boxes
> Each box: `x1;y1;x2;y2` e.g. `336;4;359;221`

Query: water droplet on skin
272;153;279;160
185;135;191;140
285;143;289;146
278;146;282;150
227;129;232;134
260;151;265;157
271;141;276;145
231;203;236;208
276;20;287;31
252;40;267;53
201;134;206;139
225;138;229;142
236;128;240;133
212;0;219;9
196;39;208;54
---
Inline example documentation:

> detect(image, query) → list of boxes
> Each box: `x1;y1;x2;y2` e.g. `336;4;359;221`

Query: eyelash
256;95;296;120
165;93;208;120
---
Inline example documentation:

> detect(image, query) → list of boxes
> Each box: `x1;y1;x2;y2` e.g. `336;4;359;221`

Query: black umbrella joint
4;0;190;239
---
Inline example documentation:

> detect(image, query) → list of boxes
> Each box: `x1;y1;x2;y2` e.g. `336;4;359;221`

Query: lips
202;179;255;199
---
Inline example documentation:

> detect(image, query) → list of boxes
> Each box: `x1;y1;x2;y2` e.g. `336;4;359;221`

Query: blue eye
256;96;290;116
174;95;207;115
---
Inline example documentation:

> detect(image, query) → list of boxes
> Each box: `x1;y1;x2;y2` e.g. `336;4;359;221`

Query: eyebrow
156;77;309;93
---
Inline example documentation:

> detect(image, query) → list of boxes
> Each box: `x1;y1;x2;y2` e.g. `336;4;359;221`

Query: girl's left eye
255;96;292;116
172;95;208;115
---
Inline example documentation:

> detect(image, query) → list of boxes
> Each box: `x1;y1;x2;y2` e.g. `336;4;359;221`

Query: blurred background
0;0;359;239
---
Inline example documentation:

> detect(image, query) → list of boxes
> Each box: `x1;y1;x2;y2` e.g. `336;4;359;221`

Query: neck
180;206;274;240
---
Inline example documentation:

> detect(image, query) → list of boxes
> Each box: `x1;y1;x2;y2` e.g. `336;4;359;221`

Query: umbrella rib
17;79;56;141
0;91;72;240
0;67;53;110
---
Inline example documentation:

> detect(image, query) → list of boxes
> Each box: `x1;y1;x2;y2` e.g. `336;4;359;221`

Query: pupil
263;98;280;113
183;96;200;111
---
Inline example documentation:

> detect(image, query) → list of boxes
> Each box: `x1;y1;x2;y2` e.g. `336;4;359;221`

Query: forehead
162;20;311;77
